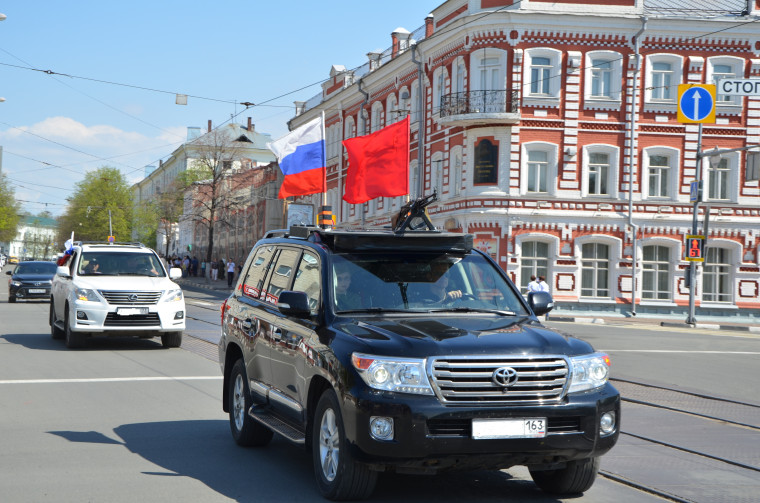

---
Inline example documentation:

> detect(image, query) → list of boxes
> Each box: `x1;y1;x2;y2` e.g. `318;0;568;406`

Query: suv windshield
332;252;529;315
79;252;165;277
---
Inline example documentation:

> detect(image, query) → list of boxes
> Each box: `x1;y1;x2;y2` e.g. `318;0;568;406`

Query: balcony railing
439;90;519;118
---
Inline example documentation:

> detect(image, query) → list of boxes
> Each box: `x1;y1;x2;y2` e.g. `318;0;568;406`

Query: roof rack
73;241;146;247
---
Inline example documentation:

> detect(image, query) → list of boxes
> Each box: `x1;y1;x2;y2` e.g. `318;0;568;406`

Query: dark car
218;200;620;501
7;261;58;303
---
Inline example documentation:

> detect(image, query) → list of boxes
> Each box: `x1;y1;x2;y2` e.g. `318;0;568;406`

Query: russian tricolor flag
267;117;326;199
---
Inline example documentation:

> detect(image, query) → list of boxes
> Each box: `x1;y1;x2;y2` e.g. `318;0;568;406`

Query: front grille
104;312;160;327
430;356;568;405
426;416;582;437
99;290;161;305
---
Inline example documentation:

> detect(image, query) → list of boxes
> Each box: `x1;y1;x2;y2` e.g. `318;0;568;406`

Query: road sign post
677;84;716;325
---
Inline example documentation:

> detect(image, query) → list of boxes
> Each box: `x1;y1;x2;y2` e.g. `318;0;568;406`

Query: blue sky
0;1;440;216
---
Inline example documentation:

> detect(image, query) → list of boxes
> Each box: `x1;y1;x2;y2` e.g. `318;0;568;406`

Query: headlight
568;353;610;394
74;288;100;302
11;281;22;287
352;353;434;395
163;289;183;302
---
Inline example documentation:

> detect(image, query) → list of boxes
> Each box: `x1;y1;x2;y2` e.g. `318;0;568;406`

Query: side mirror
56;266;71;279
277;291;312;318
528;291;554;316
169;267;182;280
5;270;11;275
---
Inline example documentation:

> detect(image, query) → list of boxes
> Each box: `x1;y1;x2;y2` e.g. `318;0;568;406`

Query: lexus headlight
352;353;434;395
74;288;100;302
163;289;183;302
568;353;610;394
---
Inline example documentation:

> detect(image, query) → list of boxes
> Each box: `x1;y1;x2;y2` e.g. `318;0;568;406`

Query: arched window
474;139;498;185
703;248;732;303
521;241;549;291
581;243;610;298
642;245;671;300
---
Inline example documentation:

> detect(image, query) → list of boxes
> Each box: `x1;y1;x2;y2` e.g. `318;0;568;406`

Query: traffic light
685;235;705;262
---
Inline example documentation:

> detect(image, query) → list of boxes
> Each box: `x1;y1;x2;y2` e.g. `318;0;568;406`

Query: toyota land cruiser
218;198;620;500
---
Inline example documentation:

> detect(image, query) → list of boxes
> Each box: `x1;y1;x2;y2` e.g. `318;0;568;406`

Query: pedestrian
211;259;218;281
527;275;541;293
538;275;550;293
227;258;236;287
191;256;199;277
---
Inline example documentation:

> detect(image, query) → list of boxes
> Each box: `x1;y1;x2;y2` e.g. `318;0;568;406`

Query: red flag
342;116;409;204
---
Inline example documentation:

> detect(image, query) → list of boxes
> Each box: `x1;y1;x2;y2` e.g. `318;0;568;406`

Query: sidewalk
176;273;236;292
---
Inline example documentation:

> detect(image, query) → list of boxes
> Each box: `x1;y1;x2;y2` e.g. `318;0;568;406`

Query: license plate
472;418;546;439
117;307;148;316
28;289;46;293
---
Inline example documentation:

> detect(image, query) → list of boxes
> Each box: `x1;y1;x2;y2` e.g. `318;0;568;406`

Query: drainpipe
411;40;426;198
628;17;647;316
358;77;370;227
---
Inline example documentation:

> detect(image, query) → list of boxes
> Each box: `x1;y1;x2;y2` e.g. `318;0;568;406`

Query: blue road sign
689;180;702;202
677;84;716;123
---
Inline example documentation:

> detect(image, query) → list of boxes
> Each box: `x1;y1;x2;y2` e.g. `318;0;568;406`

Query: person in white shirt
527;275;541;293
226;259;236;287
538;275;550;293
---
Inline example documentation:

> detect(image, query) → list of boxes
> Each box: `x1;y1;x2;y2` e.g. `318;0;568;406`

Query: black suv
218;200;619;500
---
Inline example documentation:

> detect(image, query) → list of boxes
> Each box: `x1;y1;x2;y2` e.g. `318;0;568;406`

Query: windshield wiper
425;307;519;316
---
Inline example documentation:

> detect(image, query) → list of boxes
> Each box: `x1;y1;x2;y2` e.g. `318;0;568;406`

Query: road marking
602;350;760;355
0;376;223;384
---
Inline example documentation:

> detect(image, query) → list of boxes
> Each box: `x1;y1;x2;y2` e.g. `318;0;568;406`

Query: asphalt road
1;273;758;502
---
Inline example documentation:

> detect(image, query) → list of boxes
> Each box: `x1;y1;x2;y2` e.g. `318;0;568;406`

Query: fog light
600;412;616;435
174;311;184;320
369;416;394;441
76;311;88;320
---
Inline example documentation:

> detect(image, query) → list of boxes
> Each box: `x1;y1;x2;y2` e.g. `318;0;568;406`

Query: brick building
288;0;760;321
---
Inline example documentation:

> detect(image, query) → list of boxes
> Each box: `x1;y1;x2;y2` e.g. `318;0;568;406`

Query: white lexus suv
50;242;186;349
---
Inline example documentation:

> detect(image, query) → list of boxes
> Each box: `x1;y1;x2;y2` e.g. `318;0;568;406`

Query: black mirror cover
528;291;554;316
277;291;312;318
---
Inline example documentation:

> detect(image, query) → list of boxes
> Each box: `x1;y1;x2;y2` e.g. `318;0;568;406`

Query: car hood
74;276;180;291
11;273;55;282
335;315;593;357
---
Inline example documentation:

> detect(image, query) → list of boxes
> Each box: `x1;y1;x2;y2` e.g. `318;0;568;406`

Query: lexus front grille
430;356;569;405
98;290;161;305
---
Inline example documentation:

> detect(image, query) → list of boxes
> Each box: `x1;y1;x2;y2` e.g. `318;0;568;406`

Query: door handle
272;327;282;339
242;319;253;332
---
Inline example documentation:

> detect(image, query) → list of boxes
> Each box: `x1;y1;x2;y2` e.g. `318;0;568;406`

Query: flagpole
321;110;327;207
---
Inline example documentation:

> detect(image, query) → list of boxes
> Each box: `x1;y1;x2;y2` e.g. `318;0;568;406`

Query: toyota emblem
492;367;519;387
128;294;139;302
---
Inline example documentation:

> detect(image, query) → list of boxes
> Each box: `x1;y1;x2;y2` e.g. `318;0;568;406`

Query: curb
549;315;759;332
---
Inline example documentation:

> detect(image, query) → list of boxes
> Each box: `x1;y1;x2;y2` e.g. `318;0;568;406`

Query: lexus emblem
128;294;139;302
492;367;519;387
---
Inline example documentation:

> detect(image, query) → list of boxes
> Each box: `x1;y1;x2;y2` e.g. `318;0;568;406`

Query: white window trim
451;146;464;196
431;152;444;199
344;117;355;139
583;50;623;110
638;238;679;302
707;55;744;110
371;102;384;133
515;234;559;287
644;54;684;112
523;48;562;108
574;235;622;300
453;56;466;95
387;94;399;123
702;151;739;203
521;142;558;196
581;144;619;199
432;67;449;116
642;146;680;201
410;81;420;124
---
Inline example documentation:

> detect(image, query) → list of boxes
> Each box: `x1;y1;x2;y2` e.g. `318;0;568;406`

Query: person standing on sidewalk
227;258;236;287
211;259;218;281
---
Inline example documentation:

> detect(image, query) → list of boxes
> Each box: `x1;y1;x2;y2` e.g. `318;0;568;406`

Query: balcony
439;90;520;127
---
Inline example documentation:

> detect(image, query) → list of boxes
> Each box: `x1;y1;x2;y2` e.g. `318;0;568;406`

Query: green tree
0;172;22;244
57;167;134;244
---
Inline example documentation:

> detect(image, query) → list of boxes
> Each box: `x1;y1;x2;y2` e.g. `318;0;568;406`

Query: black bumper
341;383;620;472
10;286;51;300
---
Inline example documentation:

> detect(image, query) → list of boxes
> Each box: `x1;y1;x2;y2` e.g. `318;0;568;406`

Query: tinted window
263;249;301;305
79;252;164;277
292;251;321;313
14;263;57;275
241;246;276;299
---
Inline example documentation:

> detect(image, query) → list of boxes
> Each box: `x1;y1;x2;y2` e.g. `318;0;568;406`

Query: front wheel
228;359;273;447
529;457;600;495
161;331;183;348
50;301;64;339
312;390;377;501
8;295;16;303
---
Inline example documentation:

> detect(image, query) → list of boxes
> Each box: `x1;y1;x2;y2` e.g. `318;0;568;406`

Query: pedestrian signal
685;235;705;262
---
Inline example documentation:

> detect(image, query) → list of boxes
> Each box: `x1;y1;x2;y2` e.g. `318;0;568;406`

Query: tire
9;295;16;303
228;359;273;447
64;307;87;349
50;301;64;340
161;331;183;348
529;457;600;495
312;389;377;501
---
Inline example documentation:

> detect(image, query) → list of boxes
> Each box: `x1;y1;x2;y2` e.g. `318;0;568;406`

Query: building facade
288;0;760;321
7;215;58;261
